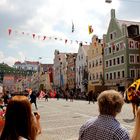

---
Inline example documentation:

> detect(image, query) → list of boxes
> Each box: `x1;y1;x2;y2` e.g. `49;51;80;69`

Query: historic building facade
76;44;88;92
103;9;140;91
88;35;104;91
67;53;77;91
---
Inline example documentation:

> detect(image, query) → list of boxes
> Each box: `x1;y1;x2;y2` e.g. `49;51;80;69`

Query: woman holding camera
0;95;41;140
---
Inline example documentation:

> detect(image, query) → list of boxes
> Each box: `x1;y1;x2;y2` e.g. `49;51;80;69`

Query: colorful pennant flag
88;25;93;34
8;28;12;35
32;34;35;39
72;21;74;33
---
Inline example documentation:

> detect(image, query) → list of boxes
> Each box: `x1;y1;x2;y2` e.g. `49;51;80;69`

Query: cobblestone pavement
32;98;135;140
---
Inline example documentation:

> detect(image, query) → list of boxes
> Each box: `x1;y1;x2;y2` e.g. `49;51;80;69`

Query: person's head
1;95;37;140
97;90;124;116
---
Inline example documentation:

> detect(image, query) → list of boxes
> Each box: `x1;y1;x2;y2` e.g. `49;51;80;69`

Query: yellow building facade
87;35;104;91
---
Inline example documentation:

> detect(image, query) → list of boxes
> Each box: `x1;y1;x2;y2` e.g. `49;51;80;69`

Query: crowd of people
0;87;140;139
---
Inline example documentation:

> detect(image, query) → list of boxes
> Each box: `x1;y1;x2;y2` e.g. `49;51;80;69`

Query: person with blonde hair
78;90;130;140
0;95;41;140
132;107;140;140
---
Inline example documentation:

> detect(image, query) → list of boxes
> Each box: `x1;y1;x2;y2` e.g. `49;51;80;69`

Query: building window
96;73;98;79
118;71;120;79
114;72;116;79
117;57;120;64
116;44;119;51
138;69;140;77
89;62;91;68
136;55;140;63
92;61;94;67
130;69;135;78
122;70;125;78
96;60;98;66
110;73;112;80
106;73;109;80
99;58;102;65
135;41;139;49
121;56;124;63
113;58;116;65
106;61;108;67
129;41;134;49
129;55;135;63
110;33;113;40
93;74;95;80
109;60;112;66
109;47;111;53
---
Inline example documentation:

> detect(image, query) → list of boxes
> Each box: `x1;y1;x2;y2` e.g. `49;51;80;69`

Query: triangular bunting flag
8;28;12;35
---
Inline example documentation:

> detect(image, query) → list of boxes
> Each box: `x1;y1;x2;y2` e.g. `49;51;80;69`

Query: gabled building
67;53;77;91
53;50;68;90
76;44;88;92
103;9;140;91
88;35;104;91
14;61;39;71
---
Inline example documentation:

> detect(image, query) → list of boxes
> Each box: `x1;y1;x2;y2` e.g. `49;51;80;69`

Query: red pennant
43;36;46;40
8;28;12;35
65;39;67;44
32;34;35;39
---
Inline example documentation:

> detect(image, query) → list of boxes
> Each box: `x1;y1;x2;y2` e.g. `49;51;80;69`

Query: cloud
1;0;140;67
0;51;17;66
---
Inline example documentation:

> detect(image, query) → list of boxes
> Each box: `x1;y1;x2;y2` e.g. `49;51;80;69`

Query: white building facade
76;44;88;92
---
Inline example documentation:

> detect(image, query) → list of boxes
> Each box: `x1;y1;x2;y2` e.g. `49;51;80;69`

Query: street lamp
105;0;112;3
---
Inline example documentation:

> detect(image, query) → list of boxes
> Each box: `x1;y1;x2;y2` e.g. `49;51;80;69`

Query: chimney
111;9;115;19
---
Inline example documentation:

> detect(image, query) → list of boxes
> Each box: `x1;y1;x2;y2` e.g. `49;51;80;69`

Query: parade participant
30;90;38;110
127;87;139;119
131;107;140;140
70;90;74;102
0;95;41;140
44;89;48;101
87;90;94;104
78;90;130;140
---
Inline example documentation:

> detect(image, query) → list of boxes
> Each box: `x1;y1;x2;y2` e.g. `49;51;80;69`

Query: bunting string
7;28;90;45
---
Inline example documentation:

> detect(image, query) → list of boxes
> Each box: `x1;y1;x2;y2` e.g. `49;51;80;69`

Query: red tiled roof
14;61;21;65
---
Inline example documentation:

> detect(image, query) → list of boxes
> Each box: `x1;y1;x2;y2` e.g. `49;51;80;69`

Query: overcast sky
0;0;140;66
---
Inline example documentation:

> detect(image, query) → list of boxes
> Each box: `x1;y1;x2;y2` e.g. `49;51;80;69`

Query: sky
0;0;140;66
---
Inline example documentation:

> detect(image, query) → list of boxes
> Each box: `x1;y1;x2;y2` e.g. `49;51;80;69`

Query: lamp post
59;61;62;90
73;56;76;92
38;57;42;91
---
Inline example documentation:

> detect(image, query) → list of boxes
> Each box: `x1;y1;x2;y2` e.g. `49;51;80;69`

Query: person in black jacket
30;90;38;110
88;90;94;104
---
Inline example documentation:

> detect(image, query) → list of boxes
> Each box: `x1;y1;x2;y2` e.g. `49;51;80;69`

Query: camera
33;112;38;116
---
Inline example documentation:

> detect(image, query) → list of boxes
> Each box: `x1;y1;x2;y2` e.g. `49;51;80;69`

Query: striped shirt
78;115;130;140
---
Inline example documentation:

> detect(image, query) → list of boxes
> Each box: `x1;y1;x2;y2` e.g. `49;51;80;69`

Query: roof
116;19;140;27
14;61;21;65
25;61;39;65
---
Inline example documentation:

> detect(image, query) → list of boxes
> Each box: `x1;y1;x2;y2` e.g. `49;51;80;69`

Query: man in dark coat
88;90;94;104
30;90;38;110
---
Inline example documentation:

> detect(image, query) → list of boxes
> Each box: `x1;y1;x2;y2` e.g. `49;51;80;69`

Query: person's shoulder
80;116;98;130
114;125;130;139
